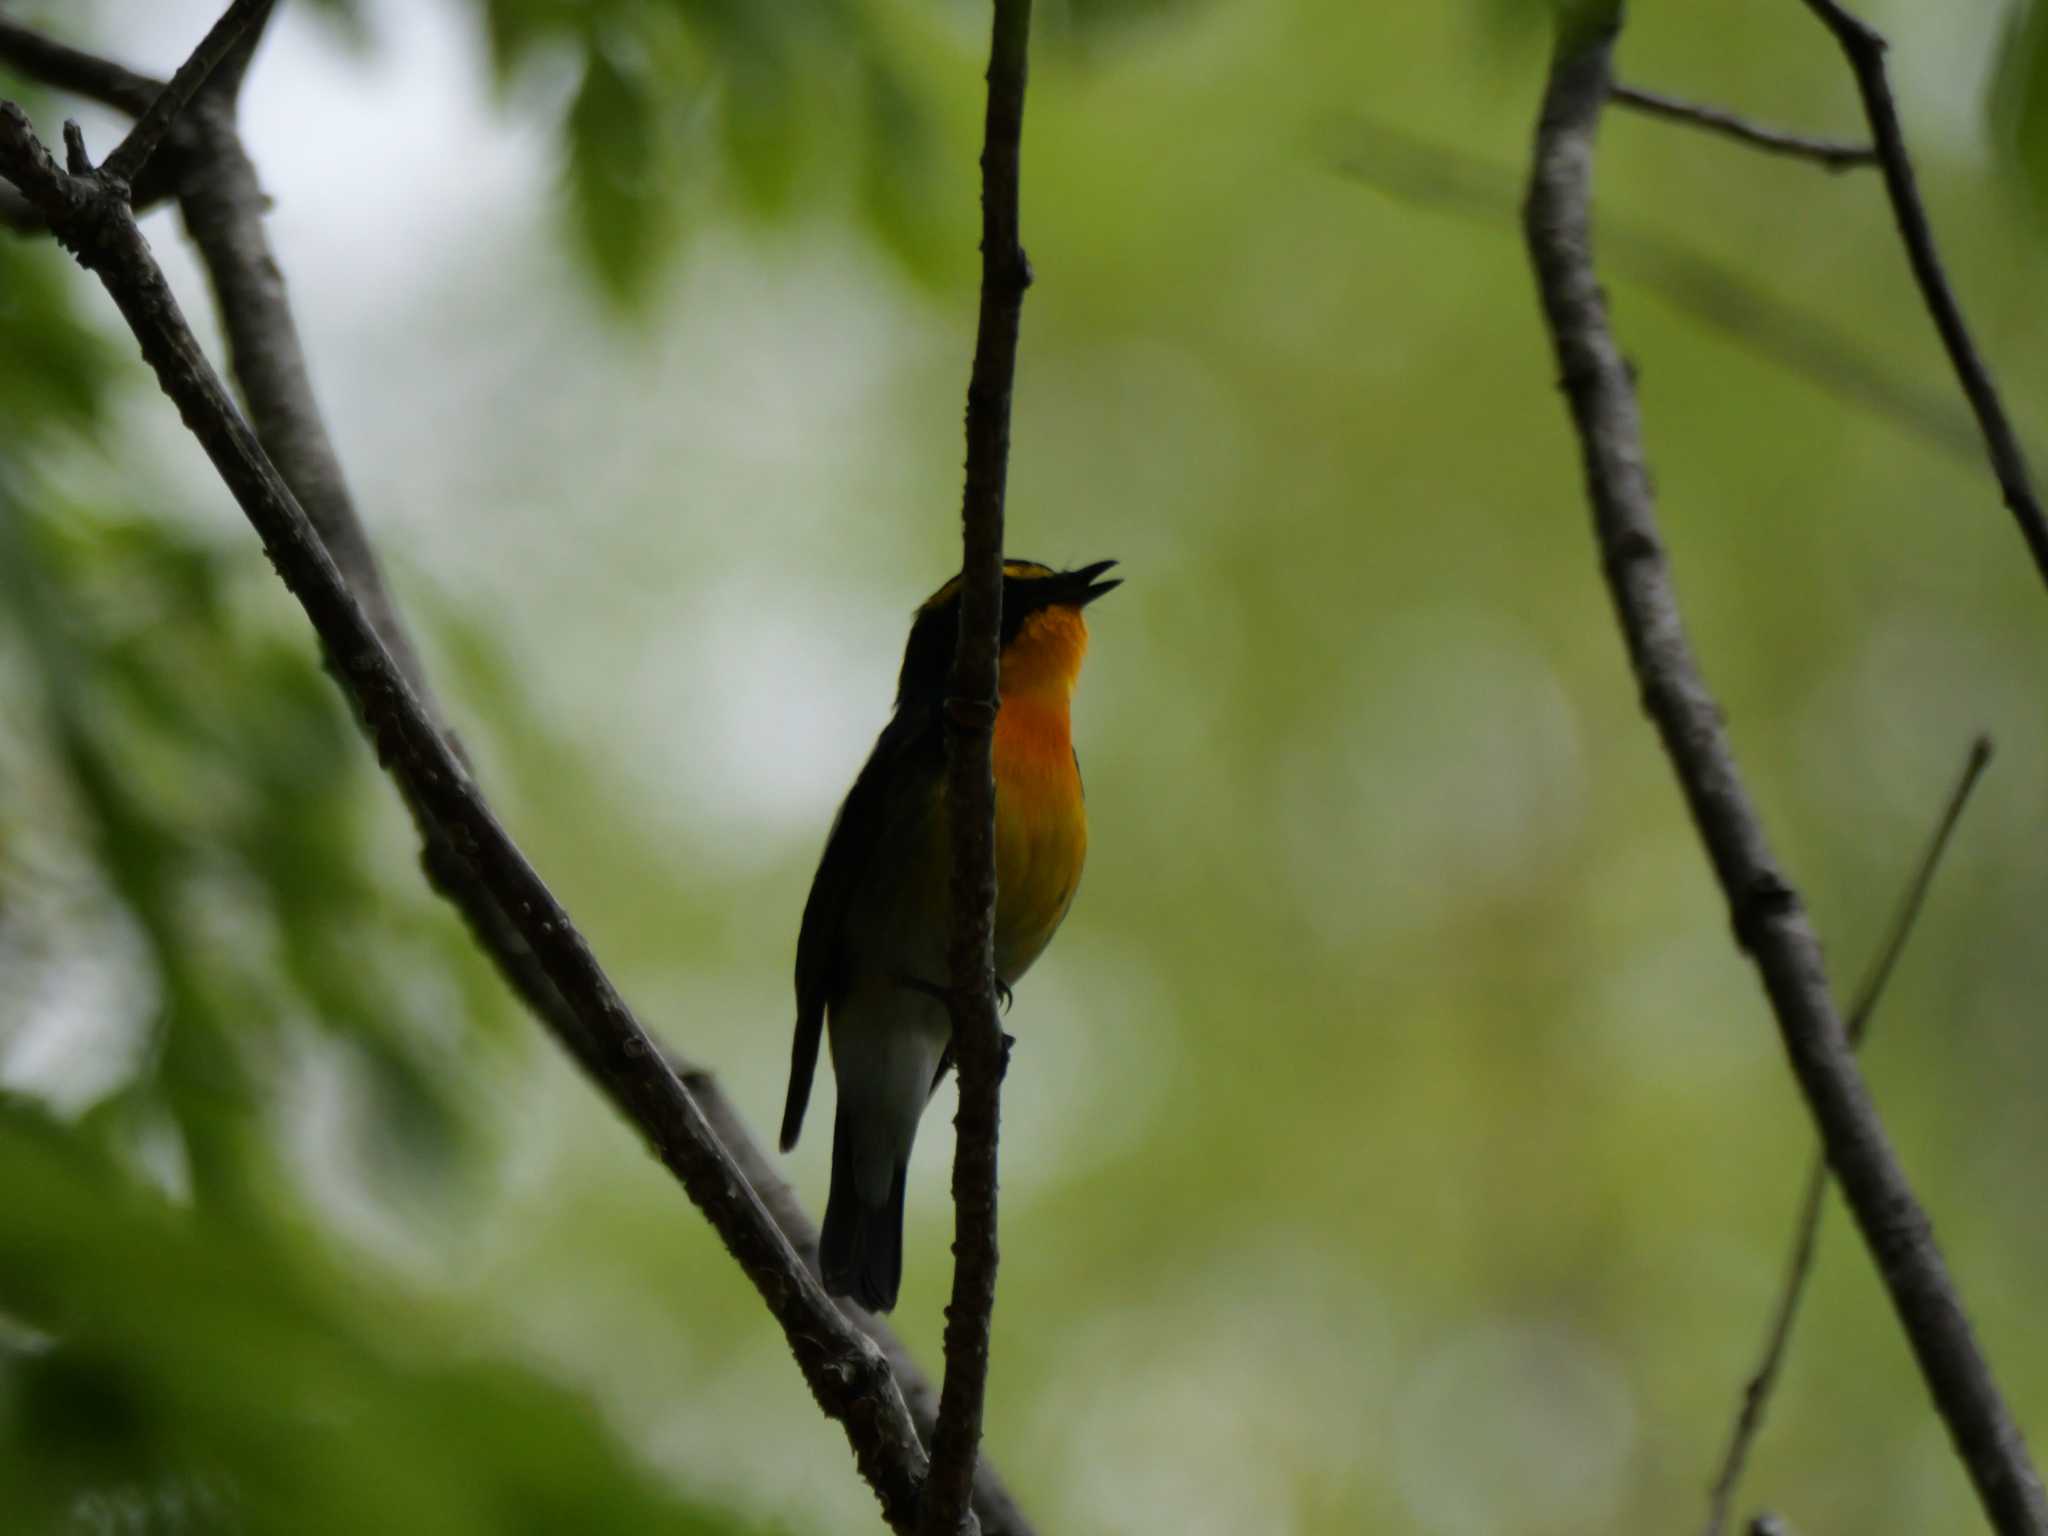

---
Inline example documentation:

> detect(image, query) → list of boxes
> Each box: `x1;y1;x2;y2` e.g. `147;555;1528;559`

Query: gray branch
1521;15;2047;1536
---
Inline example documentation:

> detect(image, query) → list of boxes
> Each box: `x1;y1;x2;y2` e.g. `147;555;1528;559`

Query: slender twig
1;19;1033;1528
1611;83;1876;170
99;0;268;186
921;1;1035;1532
1522;18;2047;1536
1793;0;2048;592
1329;115;1985;469
1841;736;1993;1050
1702;737;1994;1536
0;105;950;1536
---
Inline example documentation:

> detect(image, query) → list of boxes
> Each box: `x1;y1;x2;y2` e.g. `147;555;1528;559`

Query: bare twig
1611;83;1876;170
1522;16;2047;1536
0;104;949;1536
922;0;1036;1531
100;0;270;187
1702;737;1994;1536
1841;737;1993;1050
1793;0;2048;591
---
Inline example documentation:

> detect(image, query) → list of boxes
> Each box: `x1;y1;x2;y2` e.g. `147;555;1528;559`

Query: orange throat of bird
989;605;1090;976
993;605;1088;769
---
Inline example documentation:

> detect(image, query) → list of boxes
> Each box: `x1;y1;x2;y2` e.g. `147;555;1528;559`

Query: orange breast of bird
990;606;1092;984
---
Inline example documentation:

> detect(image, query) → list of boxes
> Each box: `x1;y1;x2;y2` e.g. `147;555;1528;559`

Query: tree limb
1610;83;1876;170
0;99;951;1536
1701;737;1993;1536
922;0;1036;1531
1521;15;2048;1536
1792;0;2048;591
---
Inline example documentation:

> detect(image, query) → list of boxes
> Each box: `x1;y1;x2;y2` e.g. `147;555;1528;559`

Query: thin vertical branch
1702;737;1994;1536
1793;0;2048;590
1521;14;2047;1536
923;1;1035;1532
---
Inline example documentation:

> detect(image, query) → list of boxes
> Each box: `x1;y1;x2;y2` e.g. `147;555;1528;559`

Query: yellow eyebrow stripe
918;561;1058;610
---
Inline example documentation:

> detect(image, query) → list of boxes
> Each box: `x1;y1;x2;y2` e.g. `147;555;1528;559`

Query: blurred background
3;0;2047;1531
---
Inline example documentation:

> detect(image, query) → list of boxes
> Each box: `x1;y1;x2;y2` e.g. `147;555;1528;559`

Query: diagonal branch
923;0;1036;1531
1701;736;1994;1536
1610;83;1876;170
1792;0;2048;592
1;17;1034;1529
1521;15;2048;1536
0;102;946;1536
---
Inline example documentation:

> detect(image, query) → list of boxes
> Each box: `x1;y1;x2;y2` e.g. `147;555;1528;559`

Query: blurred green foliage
476;0;958;303
0;1095;773;1536
4;1;2048;1534
1993;0;2048;220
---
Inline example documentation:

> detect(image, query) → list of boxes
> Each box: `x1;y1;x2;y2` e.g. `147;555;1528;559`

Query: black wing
781;707;937;1151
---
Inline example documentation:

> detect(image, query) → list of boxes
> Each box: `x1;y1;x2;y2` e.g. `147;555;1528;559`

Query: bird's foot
894;971;1012;1013
894;972;950;1004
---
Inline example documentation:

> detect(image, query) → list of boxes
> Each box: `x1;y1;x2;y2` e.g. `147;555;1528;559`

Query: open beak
1066;559;1121;607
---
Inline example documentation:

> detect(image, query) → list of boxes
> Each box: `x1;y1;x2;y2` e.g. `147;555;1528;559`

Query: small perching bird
781;559;1119;1312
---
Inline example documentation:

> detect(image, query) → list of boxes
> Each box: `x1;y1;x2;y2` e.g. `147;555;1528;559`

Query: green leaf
1991;0;2048;224
564;38;685;310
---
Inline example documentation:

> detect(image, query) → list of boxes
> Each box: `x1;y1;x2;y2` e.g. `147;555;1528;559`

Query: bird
780;558;1119;1312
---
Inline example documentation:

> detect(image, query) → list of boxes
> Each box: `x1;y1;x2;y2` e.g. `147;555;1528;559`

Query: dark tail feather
819;1106;908;1313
